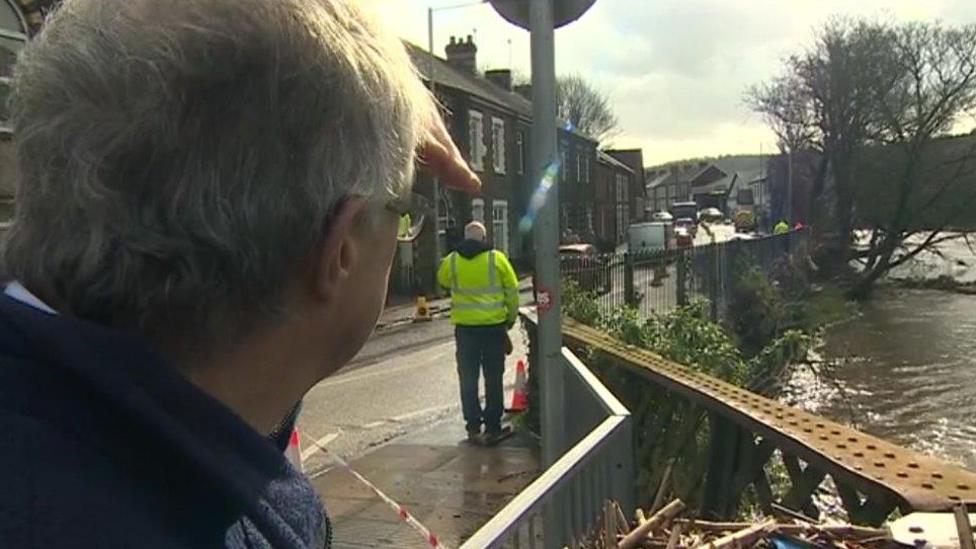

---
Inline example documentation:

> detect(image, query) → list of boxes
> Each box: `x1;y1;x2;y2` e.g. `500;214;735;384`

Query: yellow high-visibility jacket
437;246;519;327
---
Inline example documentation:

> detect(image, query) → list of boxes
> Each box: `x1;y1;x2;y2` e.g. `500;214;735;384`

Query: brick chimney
514;83;532;99
485;69;512;91
445;35;477;74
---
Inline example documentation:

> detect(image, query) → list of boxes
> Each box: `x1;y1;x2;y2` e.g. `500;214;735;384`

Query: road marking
313;342;454;390
389;404;456;423
361;420;386;429
301;430;342;462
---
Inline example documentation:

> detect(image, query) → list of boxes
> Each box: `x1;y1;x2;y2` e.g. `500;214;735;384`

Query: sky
372;0;976;166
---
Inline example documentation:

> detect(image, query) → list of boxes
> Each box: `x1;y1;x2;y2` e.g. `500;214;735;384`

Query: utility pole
786;148;793;224
426;1;487;290
427;8;443;274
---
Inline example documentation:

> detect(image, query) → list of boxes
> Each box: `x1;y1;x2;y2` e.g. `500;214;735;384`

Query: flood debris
571;499;897;548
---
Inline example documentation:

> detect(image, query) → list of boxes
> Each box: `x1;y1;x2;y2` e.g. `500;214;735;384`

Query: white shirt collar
4;281;57;315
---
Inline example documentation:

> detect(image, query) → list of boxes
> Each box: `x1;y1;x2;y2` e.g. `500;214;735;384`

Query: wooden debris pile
576;499;895;548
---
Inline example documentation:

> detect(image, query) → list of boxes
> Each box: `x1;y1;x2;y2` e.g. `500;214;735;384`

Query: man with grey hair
0;0;478;547
438;220;519;446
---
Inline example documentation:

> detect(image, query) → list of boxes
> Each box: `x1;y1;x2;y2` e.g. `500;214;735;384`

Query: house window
737;188;754;205
0;6;28;137
491;200;509;254
438;196;451;257
491;117;506;174
516;131;525;174
577;154;584;183
0;4;28;232
560;149;567;182
468;110;485;172
584;154;590;183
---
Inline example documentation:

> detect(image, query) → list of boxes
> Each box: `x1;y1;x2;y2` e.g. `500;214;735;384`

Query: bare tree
556;74;619;143
749;19;976;296
849;23;976;297
748;20;897;262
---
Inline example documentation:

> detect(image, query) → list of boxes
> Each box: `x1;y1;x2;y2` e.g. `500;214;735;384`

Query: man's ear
311;197;369;303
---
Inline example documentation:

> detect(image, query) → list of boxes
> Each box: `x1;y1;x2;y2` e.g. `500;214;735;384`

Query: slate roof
405;42;596;144
597;151;634;174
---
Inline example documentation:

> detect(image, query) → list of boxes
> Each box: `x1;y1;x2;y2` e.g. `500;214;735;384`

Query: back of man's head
464;221;487;243
3;0;435;359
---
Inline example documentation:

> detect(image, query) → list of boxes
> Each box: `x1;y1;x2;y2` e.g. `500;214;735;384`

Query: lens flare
519;158;561;235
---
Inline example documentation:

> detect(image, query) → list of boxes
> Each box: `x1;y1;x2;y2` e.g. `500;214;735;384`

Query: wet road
297;316;527;477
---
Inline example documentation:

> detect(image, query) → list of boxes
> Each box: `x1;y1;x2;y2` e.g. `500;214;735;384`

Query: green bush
727;264;788;358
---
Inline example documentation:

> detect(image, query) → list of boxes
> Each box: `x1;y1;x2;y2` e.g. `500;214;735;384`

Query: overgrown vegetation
558;270;814;512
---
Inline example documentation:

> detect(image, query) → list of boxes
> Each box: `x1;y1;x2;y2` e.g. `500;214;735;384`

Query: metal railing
559;229;810;321
462;338;633;548
561;317;976;525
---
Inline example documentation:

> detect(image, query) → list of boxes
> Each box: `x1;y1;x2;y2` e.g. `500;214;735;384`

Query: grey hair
3;0;435;360
464;221;487;242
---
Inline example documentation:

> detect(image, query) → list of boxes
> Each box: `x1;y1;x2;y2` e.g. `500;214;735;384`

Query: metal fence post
709;244;720;322
623;252;635;306
676;248;688;307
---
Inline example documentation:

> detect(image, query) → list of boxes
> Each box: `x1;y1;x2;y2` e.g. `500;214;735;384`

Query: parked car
675;217;697;239
559;244;612;293
652;211;674;222
699;207;723;223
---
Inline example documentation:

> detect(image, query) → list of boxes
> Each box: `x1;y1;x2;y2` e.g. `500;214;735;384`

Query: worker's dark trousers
455;325;507;435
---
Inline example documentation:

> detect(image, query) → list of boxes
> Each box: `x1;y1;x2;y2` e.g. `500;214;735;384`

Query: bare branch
555;74;619;143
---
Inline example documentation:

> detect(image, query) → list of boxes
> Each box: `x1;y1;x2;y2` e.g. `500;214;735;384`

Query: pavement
310;421;540;548
297;298;536;547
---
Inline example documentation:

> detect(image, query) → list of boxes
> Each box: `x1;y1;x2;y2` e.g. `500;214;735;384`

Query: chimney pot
485;69;513;91
445;34;478;74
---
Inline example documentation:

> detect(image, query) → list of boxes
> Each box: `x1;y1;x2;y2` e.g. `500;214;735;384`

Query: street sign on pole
488;1;596;543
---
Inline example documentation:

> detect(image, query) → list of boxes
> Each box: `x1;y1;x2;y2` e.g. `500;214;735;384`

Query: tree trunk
850;235;900;299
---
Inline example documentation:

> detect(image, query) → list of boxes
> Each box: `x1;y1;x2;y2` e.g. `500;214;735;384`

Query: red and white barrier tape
301;431;449;549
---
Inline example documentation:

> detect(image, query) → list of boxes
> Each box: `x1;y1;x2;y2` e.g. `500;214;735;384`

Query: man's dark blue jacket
0;294;329;548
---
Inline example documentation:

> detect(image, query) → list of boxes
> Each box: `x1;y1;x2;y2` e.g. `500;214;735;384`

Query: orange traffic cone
508;359;529;413
286;429;303;472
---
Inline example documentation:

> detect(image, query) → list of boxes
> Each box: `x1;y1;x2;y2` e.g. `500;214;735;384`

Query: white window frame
516;131;525;174
491;117;506;175
491;200;509;255
468;110;485;172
